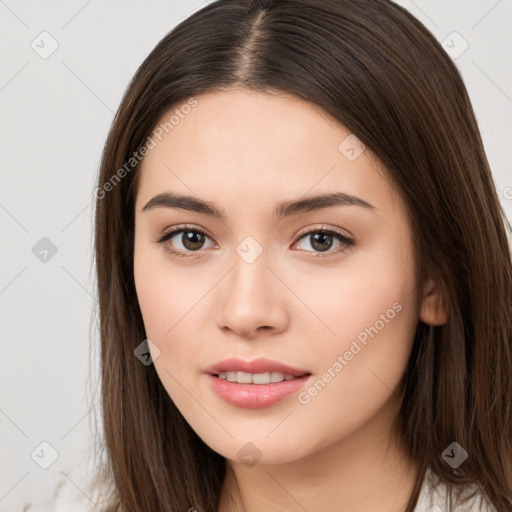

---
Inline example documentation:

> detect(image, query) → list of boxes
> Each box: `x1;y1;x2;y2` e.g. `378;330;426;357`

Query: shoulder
414;467;498;512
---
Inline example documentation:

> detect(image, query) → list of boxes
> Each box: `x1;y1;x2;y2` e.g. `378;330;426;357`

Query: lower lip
207;374;311;409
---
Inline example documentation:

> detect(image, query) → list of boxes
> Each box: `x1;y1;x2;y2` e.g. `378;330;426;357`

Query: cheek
133;253;202;416
133;251;168;339
294;294;416;450
290;246;418;441
133;241;213;391
134;236;196;340
287;231;415;352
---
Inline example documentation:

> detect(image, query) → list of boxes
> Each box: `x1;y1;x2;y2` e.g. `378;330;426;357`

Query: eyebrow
141;190;375;220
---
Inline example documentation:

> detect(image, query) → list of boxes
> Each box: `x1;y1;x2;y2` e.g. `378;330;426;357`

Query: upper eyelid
157;225;354;254
157;224;214;243
158;224;352;242
295;223;353;240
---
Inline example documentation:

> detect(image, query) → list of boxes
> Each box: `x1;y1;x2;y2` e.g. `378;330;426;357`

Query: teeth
225;372;237;382
270;371;285;383
237;371;252;384
217;371;298;384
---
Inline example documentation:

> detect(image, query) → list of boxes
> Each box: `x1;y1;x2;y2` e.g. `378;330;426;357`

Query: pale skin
133;87;448;512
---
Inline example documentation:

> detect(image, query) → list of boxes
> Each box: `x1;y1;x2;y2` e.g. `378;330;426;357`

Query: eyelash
155;224;356;259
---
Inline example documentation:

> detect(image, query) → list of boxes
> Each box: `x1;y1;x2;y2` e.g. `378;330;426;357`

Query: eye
155;225;215;258
292;226;355;258
154;224;355;259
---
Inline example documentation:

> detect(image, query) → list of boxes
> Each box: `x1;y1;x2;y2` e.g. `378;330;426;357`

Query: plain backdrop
1;0;511;510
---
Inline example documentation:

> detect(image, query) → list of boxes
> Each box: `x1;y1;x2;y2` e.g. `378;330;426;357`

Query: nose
215;249;288;339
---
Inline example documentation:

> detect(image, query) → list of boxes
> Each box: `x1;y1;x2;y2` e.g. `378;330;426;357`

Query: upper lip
205;357;310;377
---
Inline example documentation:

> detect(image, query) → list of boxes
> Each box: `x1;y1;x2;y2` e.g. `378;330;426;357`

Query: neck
218;396;421;512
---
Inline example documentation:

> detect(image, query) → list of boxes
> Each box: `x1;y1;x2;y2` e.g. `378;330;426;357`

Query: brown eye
156;226;215;257
309;232;334;252
294;228;355;257
180;230;206;251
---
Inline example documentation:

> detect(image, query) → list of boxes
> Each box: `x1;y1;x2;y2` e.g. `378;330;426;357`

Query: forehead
135;88;398;216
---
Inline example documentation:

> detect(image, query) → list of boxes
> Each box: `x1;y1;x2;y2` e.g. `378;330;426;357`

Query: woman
91;0;512;510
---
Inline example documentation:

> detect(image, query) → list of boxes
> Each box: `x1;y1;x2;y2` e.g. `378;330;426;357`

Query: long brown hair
91;0;512;510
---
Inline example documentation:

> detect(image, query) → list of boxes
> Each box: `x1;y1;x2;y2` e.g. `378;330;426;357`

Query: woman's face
133;87;427;465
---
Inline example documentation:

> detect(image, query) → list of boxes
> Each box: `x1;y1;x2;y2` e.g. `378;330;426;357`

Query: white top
414;467;498;511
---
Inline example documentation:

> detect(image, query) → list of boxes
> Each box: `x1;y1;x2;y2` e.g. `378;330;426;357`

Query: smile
217;371;298;384
205;358;312;408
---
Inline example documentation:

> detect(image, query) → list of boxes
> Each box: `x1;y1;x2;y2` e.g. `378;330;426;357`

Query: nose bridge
215;234;287;336
229;237;273;306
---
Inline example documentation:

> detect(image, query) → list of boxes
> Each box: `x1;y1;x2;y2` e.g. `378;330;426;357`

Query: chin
193;428;317;467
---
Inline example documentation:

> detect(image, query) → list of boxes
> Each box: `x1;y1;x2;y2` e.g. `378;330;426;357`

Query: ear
418;277;449;325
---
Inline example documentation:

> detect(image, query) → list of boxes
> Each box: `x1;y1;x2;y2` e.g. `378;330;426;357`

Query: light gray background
1;0;511;510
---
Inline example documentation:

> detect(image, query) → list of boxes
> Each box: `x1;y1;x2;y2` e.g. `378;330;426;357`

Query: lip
205;357;312;409
204;357;310;377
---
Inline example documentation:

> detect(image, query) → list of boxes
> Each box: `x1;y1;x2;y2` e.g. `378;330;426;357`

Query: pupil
183;231;204;250
311;233;333;252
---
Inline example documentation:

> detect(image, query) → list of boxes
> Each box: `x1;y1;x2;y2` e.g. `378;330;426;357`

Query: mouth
205;357;312;408
213;370;310;384
205;356;311;381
